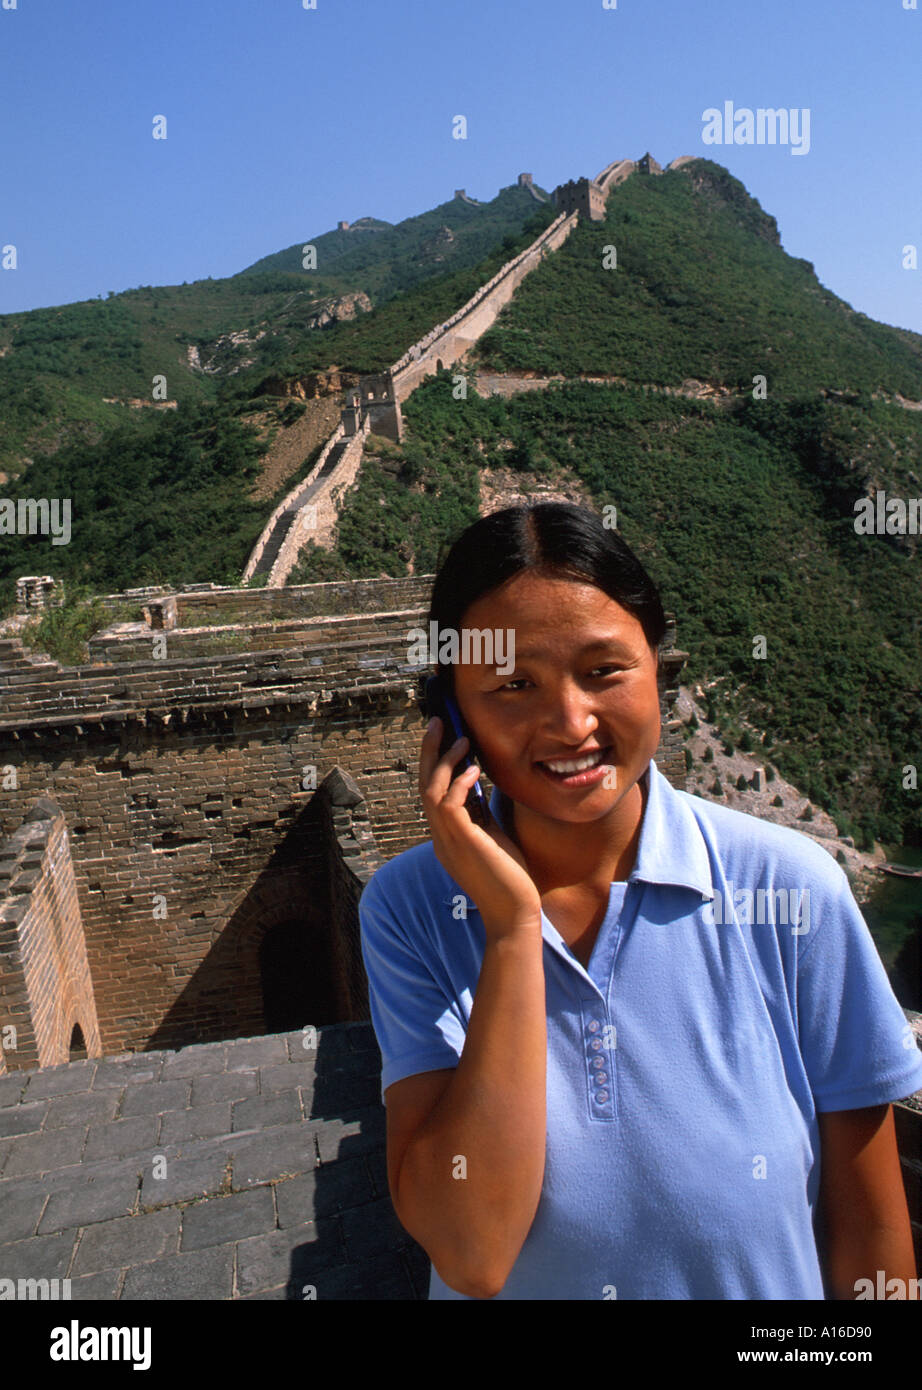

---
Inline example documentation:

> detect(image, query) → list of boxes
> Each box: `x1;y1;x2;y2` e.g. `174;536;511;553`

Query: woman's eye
496;668;624;691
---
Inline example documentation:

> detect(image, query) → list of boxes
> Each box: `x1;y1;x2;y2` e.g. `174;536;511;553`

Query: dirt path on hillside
246;395;344;502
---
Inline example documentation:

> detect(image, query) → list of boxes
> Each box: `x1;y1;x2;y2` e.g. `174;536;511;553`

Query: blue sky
1;0;920;333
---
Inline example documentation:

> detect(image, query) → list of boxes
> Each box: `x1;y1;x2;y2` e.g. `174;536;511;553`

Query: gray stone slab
286;1031;320;1063
307;1252;418;1300
404;1242;432;1299
0;1073;27;1108
314;1108;385;1164
138;1151;228;1209
159;1103;233;1145
0;1100;48;1138
159;1043;228;1079
231;1092;300;1131
229;1124;319;1188
44;1089;119;1131
22;1062;96;1100
275;1155;376;1227
316;1049;379;1083
120;1244;234;1300
83;1114;159;1162
2;1125;86;1178
38;1157;142;1233
236;1283;288;1300
0;1179;47;1242
180;1189;275;1252
225;1037;289;1071
318;1075;381;1112
118;1079;191;1117
72;1208;181;1276
257;1060;316;1094
344;1024;378;1053
235;1217;345;1297
191;1070;259;1106
91;1056;164;1091
0;1229;77;1279
365;1147;389;1198
341;1195;414;1261
69;1269;125;1300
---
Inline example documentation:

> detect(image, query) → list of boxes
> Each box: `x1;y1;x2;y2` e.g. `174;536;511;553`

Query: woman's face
451;571;662;829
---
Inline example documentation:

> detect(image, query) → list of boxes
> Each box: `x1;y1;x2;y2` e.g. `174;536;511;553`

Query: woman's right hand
419;716;543;943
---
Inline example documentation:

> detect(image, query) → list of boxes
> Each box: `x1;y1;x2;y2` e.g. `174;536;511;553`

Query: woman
359;501;922;1300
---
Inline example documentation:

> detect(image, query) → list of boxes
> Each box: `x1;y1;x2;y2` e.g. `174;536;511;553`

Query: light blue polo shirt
358;758;922;1300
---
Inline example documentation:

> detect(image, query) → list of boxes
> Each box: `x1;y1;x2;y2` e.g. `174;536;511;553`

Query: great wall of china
244;154;681;588
1;157;919;1290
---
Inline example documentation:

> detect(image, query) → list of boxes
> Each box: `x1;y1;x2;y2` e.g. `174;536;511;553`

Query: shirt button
590;1038;602;1051
595;1090;609;1104
587;1020;600;1033
591;1056;605;1069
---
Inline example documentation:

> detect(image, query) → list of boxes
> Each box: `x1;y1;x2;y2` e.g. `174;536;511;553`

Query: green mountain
475;160;922;396
240;183;554;300
0;181;555;473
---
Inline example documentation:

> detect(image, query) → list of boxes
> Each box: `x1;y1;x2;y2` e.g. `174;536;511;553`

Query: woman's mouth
535;745;613;787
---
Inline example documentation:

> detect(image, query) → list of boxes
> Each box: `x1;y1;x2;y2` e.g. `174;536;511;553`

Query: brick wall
0;798;101;1072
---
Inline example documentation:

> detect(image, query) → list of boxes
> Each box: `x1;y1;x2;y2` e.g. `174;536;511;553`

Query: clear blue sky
1;0;920;333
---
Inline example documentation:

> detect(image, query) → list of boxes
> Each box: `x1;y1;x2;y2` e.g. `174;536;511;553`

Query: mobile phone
423;674;491;828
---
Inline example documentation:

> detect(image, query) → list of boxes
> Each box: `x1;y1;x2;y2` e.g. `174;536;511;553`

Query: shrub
19;586;112;667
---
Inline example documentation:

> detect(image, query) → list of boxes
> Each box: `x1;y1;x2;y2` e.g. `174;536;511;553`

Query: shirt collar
487;757;714;899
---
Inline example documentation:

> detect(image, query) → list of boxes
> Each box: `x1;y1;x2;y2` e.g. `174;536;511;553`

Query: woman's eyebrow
509;638;635;660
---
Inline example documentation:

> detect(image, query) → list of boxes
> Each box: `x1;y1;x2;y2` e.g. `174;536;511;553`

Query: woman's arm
817;1103;919;1299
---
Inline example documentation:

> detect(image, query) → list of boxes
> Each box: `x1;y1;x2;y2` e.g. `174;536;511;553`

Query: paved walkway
0;1023;429;1299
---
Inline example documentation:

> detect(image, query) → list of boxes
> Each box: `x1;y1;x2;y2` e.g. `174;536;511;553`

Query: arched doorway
69;1023;87;1060
259;919;337;1032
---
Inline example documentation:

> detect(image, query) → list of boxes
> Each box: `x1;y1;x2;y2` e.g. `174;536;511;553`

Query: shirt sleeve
359;867;466;1104
796;866;922;1111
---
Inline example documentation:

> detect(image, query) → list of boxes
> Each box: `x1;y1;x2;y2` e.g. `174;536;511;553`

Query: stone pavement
0;1022;430;1299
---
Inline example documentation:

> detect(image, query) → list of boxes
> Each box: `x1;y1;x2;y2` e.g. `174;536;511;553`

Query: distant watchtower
552;176;606;222
517;172;534;187
337;220;350;231
354;373;403;442
636;153;663;175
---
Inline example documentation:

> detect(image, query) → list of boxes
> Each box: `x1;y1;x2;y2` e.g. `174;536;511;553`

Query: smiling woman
358;501;922;1301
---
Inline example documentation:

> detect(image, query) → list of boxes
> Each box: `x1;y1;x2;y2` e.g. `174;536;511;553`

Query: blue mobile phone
423;674;490;827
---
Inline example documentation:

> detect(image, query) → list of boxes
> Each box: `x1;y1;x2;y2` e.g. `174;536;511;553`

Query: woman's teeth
541;748;606;774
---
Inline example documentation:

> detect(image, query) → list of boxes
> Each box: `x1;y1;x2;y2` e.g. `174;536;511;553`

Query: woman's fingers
420;716;471;799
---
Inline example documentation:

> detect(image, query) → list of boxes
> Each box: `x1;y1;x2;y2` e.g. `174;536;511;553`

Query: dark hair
427;502;666;697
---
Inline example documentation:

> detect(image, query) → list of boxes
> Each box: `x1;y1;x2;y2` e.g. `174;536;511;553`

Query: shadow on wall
282;1024;430;1299
145;795;351;1052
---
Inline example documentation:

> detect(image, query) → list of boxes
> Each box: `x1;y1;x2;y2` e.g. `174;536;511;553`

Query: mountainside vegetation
0;183;554;472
